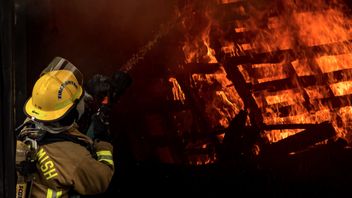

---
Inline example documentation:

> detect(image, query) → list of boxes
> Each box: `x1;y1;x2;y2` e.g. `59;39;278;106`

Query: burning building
150;0;352;166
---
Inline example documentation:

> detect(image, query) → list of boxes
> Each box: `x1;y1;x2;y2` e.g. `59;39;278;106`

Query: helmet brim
24;87;83;122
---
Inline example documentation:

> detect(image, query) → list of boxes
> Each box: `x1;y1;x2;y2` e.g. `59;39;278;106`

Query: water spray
120;8;185;73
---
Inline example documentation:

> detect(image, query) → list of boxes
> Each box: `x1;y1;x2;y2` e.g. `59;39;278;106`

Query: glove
88;105;112;142
86;71;132;104
85;74;112;102
110;71;132;101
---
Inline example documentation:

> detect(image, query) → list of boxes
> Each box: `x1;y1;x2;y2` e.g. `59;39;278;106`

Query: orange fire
179;0;245;130
173;0;352;164
229;0;352;143
169;77;186;104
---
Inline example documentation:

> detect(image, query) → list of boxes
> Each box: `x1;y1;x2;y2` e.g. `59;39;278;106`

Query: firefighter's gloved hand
86;74;112;102
91;105;112;142
110;71;132;100
86;74;112;101
86;71;132;103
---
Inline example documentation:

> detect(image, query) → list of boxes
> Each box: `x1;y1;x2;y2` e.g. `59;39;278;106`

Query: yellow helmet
24;57;84;122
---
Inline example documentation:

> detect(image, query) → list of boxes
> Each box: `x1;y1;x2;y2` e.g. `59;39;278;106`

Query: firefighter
17;57;116;198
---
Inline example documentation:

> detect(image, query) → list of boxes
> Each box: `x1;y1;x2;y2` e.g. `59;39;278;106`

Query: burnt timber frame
213;1;352;130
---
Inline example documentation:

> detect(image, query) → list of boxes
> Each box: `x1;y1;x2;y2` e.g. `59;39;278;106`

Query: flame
265;129;304;143
230;0;352;143
221;41;237;56
242;0;352;53
181;1;244;129
316;54;352;73
169;77;186;104
295;9;352;47
330;81;352;96
252;62;290;83
178;1;247;165
181;1;218;64
265;90;305;106
191;67;244;128
291;59;316;76
304;86;332;99
335;106;352;140
175;0;352;165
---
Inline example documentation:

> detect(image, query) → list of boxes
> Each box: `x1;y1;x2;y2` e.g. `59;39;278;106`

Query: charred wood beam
265;104;304;118
226;49;295;64
317;94;352;110
262;93;352;118
184;121;336;142
261;121;336;156
286;63;314;112
309;40;352;56
262;104;308;118
263;94;352;117
251;63;289;80
192;122;329;141
251;68;352;92
251;78;295;92
223;63;264;126
302;57;337;101
300;68;352;85
260;123;320;130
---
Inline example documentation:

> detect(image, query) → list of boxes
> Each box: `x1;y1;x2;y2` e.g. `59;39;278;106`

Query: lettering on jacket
36;148;59;180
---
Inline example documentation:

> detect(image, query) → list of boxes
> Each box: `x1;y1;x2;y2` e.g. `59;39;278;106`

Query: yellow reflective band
57;191;62;198
99;159;114;166
54;90;81;109
96;150;114;166
96;150;112;156
98;156;114;166
98;155;113;161
46;189;53;198
46;188;62;198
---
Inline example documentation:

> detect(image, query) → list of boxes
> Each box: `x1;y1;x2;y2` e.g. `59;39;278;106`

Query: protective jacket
29;125;114;198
